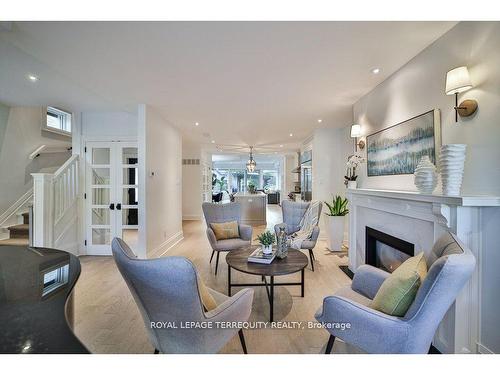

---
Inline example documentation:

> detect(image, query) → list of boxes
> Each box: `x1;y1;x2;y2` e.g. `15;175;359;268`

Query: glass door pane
86;142;115;254
117;143;139;252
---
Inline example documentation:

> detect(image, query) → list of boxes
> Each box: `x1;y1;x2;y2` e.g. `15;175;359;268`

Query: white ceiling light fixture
317;119;322;123
279;144;283;148
371;68;380;74
211;140;215;144
246;146;257;172
195;122;199;126
289;133;293;137
26;73;39;82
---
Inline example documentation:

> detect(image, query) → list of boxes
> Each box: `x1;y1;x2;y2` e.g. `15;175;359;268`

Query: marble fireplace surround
346;188;500;354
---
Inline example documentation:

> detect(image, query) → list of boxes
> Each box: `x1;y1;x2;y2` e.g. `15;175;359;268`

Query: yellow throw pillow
197;275;218;311
370;252;428;317
211;221;240;240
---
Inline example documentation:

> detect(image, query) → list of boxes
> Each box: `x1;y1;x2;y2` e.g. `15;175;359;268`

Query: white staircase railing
32;155;79;251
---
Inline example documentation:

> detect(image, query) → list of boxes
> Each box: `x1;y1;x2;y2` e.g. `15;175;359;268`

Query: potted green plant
324;195;349;252
247;180;256;194
256;230;275;255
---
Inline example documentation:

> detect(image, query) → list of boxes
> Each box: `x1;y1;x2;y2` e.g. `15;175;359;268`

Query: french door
85;141;139;255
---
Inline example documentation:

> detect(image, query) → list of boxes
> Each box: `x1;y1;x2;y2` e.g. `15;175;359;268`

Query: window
230;170;246;193
44;106;72;136
262;170;278;191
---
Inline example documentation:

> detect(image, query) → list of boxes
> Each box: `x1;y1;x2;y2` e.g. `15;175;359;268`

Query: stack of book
248;248;276;264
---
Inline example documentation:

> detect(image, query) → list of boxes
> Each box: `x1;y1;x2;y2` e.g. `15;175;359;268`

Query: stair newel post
31;173;55;248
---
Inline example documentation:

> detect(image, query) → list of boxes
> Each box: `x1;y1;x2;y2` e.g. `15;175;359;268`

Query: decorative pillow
211;221;240;240
197;275;218;311
370;252;428;317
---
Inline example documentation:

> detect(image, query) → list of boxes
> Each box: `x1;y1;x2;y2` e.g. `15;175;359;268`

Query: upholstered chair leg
154;349;159;354
238;329;248;354
215;252;220;275
308;249;315;272
210;250;215;263
325;335;335;354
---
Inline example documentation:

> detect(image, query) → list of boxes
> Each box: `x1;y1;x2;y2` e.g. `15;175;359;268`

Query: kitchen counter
0;245;89;354
233;192;267;225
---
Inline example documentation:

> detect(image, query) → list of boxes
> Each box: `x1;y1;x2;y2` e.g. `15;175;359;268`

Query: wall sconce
445;66;478;122
350;124;365;151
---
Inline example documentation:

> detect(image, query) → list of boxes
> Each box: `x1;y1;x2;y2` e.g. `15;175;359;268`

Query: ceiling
0;21;456;151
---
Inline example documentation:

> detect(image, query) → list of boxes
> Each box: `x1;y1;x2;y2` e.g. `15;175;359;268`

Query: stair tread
8;224;29;230
0;238;29;246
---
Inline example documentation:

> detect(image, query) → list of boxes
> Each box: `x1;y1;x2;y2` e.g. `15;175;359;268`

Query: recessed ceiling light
195;122;199;126
211;140;215;144
371;68;380;74
279;144;283;148
274;152;278;154
27;73;39;82
289;133;293;137
317;119;322;123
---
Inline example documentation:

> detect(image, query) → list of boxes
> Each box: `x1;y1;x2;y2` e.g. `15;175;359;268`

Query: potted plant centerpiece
247;180;256;194
256;230;275;255
324;195;349;252
344;154;365;189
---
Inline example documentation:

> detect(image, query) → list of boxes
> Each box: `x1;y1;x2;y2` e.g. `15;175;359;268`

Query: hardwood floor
73;205;360;354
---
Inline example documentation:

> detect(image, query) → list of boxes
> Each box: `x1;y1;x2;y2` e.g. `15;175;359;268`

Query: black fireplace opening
365;227;415;273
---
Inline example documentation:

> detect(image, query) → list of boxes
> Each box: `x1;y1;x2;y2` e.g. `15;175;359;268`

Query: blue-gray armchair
315;232;475;354
202;202;252;275
274;200;322;271
112;238;254;354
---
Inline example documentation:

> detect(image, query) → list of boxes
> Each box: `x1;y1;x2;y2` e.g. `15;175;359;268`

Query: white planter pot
261;245;273;255
325;215;345;252
347;181;357;189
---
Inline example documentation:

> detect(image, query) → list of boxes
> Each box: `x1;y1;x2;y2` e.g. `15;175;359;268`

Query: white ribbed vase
414;156;437;194
439;144;466;196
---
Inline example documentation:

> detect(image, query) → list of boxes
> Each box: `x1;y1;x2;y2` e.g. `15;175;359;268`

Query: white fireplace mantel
346;188;500;354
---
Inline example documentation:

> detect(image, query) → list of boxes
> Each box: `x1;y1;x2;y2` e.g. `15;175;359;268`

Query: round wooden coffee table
226;245;308;322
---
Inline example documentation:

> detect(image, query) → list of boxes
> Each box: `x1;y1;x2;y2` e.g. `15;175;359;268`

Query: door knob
116;203;122;210
109;203;115;210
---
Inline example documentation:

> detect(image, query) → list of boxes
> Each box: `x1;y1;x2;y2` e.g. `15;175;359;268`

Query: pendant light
246;146;256;172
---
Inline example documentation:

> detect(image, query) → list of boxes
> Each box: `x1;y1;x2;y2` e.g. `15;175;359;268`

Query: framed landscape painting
366;109;441;176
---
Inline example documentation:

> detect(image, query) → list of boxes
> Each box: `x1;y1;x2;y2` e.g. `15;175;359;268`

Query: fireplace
365;227;414;273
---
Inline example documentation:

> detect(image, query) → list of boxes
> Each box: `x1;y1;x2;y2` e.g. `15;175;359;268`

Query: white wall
0;105;71;215
182;140;202;220
138;104;183;259
311;127;347;239
80;111;138;138
351;22;500;196
345;21;500;354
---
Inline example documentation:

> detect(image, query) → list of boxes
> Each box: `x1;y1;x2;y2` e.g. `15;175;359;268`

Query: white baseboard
149;230;184;258
182;215;201;221
477;342;495;354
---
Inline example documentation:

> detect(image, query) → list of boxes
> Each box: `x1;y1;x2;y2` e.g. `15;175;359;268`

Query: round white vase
325;215;345;252
439;144;466;196
347;180;357;189
261;245;273;255
414;156;437;194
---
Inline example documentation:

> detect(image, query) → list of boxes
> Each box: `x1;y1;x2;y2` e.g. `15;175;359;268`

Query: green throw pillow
370;252;427;317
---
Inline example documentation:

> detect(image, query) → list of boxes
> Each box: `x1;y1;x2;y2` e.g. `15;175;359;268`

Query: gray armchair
274;200;322;271
202;202;253;275
112;238;254;354
315;232;475;354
